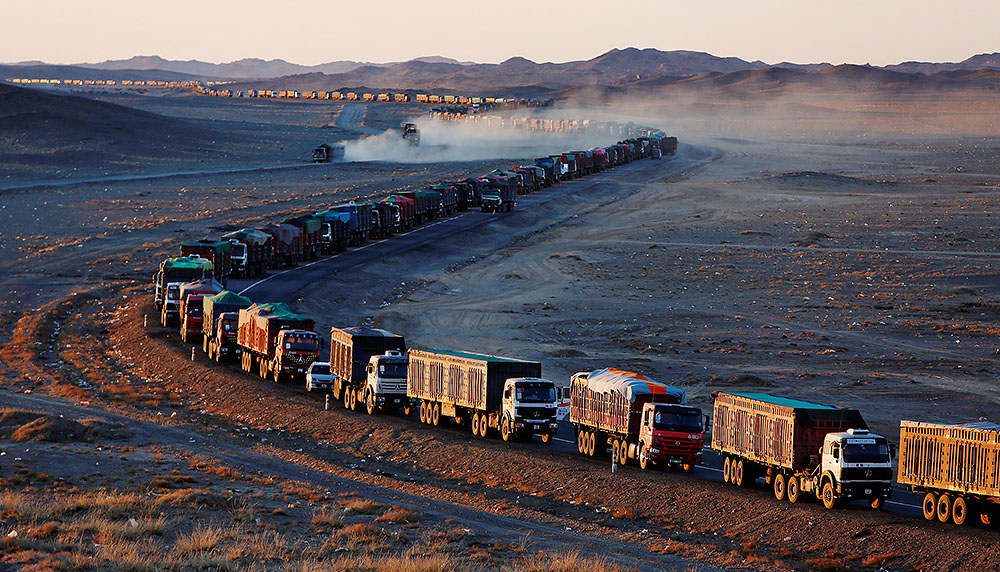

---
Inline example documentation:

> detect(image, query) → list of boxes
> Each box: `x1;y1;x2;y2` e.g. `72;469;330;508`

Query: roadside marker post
191;347;195;361
325;395;329;411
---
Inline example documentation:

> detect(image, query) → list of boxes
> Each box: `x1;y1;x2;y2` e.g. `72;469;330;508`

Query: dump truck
898;420;1000;525
329;327;408;413
402;123;420;146
284;215;323;259
659;136;678;155
371;202;395;239
330;203;372;246
180;240;232;285
711;392;893;509
258;224;303;267
569;368;701;470
223;228;271;278
407;350;557;442
237;303;319;382
177;279;224;343
315;210;351;253
312;144;343;163
202;291;252;361
533;157;558;186
426;184;457;215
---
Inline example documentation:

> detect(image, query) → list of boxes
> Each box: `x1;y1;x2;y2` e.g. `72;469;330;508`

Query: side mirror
889;443;897;459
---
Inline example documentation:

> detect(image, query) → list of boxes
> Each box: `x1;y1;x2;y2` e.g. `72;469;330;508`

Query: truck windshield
516;384;555;403
843;441;889;462
186;306;203;317
653;408;702;432
231;243;246;257
222;320;236;332
284;336;318;352
378;363;407;378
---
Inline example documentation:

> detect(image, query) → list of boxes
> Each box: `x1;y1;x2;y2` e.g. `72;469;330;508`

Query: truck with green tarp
154;256;213;325
284;215;323;260
180;240;232;284
315;210;351;253
407;349;557;443
202;291;253;361
223;228;271;278
237;303;319;382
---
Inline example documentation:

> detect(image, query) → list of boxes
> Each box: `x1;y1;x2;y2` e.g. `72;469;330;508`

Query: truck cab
818;428;893;508
638;403;703;471
402;123;420;146
274;329;320;381
500;377;559;443
180;294;205;343
161;283;182;326
363;350;408;414
229;240;248;275
215;312;240;360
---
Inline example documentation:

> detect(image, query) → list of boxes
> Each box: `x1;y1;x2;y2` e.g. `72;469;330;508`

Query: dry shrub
153;488;231;509
148;474;196;489
247;530;288;560
280;480;326;503
0;491;38;519
174;525;225;556
609;507;635;520
804;556;848;571
337;523;381;543
311;507;344;529
862;553;898;566
375;507;420;524
95;538;161;572
27;521;60;539
340;498;386;515
376;554;453;572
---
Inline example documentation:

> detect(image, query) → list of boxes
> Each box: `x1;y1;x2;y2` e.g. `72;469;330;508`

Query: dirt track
3;91;1000;571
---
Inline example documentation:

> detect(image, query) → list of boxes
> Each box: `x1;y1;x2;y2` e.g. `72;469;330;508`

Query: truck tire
638;443;650;470
344;388;353;411
787;476;800;503
612;440;621;464
937;494;952;523
501;418;512;441
734;460;746;486
418;401;427;423
821;481;837;510
951;496;969;525
576;428;586;454
773;472;787;501
722;457;732;484
922;493;937;521
431;403;441;426
471;411;480;435
365;391;376;415
619;441;629;467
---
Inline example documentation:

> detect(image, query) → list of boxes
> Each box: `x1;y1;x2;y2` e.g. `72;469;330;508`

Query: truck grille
381;379;406;392
841;467;893;481
517;407;555;420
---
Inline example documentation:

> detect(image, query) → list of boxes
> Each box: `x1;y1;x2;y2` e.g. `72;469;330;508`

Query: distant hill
886;53;1000;75
0;63;200;82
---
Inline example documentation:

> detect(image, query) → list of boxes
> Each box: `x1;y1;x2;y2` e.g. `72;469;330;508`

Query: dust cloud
341;118;613;163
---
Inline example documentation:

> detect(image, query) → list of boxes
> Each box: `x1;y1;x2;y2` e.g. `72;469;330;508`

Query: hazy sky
4;0;997;66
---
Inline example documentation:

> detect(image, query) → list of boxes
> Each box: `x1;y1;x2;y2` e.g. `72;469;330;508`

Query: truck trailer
237;303;319;382
180;240;232;285
407;349;558;442
202;291;252;361
897;420;1000;525
569;368;702;470
711;392;893;509
328;327;408;413
177;279;224;343
223;228;271;278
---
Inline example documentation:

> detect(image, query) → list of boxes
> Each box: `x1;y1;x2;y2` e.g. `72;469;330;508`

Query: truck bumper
838;482;893;500
514;420;559;435
376;394;408;408
648;447;702;465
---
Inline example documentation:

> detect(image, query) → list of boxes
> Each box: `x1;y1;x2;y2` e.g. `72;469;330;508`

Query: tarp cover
585;368;686;404
161;257;208;271
203;290;252;314
178;278;224;299
257;224;299;246
315;210;352;223
223;228;271;246
286;215;322;234
246;302;303;322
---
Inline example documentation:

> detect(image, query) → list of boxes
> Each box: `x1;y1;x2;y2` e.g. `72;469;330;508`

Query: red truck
258;224;303;267
202;291;252;362
180;240;232;285
177;279;224;344
237;303;319;382
569;368;702;471
284;215;323;260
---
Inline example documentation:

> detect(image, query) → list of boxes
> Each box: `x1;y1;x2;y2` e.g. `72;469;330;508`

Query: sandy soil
3;89;1000;571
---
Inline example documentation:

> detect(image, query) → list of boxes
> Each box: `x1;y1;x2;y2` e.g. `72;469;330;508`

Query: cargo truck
284;215;323;260
569;368;701;470
237;303;319;382
258;224;303;267
897;420;1000;526
480;176;517;213
330;203;372;246
223;228;271;279
329;327;408;413
426;184;457;215
180;240;232;285
407;349;558;442
659;136;678;155
154;256;213;314
380;195;414;231
391;191;429;225
533;157;558;186
177;279;224;343
202;291;252;361
401;123;420;146
315;211;351;253
711;392;893;509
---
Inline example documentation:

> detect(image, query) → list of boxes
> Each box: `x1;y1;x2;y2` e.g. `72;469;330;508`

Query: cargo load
202;290;252;361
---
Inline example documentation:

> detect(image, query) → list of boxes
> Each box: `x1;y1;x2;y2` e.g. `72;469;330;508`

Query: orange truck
237;303;319;382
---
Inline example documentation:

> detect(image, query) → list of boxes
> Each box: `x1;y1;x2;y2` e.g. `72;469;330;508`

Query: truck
480;175;517;213
313;144;333;163
258;223;303;267
391;191;430;226
426;184;457;216
329;327;408;413
330;203;372;246
658;136;678;155
401;123;420;146
371;202;395;239
711;392;893;509
315;210;351;253
569;368;701;471
897;420;1000;526
180;240;232;285
155;257;214;326
284;215;323;260
407;349;558;442
202;291;252;362
533;157;558;186
237;303;319;383
380;195;414;231
177;279;224;343
223;228;271;278
154;256;213;313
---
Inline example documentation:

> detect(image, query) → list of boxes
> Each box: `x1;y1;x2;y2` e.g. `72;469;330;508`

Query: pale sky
3;0;997;67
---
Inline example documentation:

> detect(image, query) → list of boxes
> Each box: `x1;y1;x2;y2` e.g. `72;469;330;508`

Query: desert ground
3;87;1000;571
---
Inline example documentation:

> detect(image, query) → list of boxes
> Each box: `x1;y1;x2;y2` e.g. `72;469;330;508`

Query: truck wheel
821;481;837;510
773;473;787;501
722;457;732;484
922;493;938;521
501;418;511;441
365;392;376;415
587;431;596;456
612;440;621;464
638;444;650;470
937;494;952;523
431;403;440;426
350;389;358;411
787;476;800;503
870;497;885;510
952;496;969;525
619;441;629;466
734;460;746;486
272;365;281;383
540;432;551;444
344;388;353;410
576;428;586;454
471;411;480;435
418;401;427;423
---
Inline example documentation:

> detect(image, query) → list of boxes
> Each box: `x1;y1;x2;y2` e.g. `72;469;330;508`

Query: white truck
363;349;409;414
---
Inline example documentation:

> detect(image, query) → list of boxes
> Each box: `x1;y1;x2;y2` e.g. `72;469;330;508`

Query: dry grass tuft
174;525;226;556
153;488;231;508
375;507;420;524
340;498;387;515
310;506;344;529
